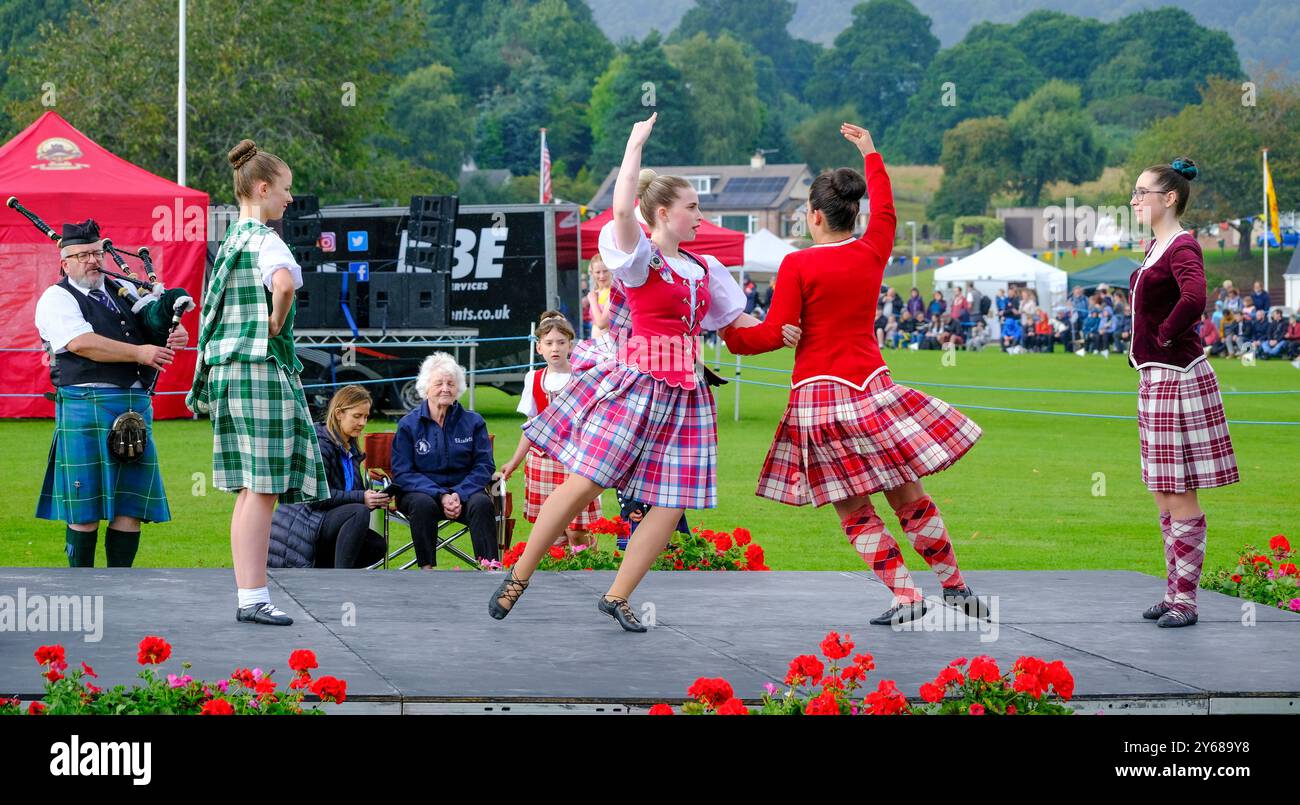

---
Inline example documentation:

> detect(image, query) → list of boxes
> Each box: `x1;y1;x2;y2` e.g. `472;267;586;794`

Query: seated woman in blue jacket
269;385;388;568
391;352;497;569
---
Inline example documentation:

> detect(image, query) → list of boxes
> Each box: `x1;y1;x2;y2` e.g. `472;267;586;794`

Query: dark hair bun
830;167;866;201
228;139;258;170
1171;157;1198;181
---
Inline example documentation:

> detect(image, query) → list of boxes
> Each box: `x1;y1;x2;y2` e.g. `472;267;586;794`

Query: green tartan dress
187;218;328;503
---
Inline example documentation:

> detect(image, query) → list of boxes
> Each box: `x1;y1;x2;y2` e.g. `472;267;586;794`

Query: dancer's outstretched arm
721;259;802;355
612;113;657;254
842;123;896;264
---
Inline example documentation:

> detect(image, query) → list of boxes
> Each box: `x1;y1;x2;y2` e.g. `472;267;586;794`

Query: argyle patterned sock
841;501;922;604
1169;515;1207;612
893;495;966;590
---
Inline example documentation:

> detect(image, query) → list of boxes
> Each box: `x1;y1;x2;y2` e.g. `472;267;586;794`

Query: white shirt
597;220;745;331
34;276;144;388
516;367;572;417
241;219;303;291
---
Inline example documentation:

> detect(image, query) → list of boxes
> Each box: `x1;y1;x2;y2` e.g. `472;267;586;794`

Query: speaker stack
283;195;322;270
370;194;458;329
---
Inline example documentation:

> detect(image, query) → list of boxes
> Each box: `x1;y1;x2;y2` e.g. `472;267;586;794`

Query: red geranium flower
1279;563;1298;577
548;546;566;560
949;657;968;667
137;635;171;665
819;631;854;661
967;656;1001;683
935;667;965;688
27;701;45;715
84;683;101;695
288;649;318;673
687;677;734;708
33;645;65;667
863;679;908;715
840;665;866;683
289;675;312;690
80;662;97;678
673;560;685;570
254;677;278;696
1231;574;1243;583
1270;535;1291;554
1006;704;1017;715
1013;672;1047;699
712;534;732;552
919;682;944;703
853;653;876;672
968;703;985;716
44;668;64;683
1253;555;1274;567
804;690;840;716
785;655;825;686
310;675;348;704
648;703;674;715
733;527;752;546
231;668;257;687
200;698;235;716
1043;660;1074;701
716;698;750;716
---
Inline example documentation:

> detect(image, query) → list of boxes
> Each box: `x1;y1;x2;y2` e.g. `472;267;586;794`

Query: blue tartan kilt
36;386;171;524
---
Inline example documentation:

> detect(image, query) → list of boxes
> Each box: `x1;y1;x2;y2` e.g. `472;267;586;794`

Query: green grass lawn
5;347;1296;580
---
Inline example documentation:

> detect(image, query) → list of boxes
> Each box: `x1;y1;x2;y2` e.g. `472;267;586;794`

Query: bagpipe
6;196;198;461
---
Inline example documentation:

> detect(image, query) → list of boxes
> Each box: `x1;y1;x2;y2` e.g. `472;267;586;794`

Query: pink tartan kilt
522;358;718;509
1137;359;1239;493
523;449;602;528
755;372;982;507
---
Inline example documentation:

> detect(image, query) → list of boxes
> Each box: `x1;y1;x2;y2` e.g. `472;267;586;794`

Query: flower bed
1;637;347;715
649;631;1075;716
1202;534;1299;612
485;518;769;572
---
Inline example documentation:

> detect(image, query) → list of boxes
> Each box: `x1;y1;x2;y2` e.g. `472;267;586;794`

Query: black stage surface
2;568;1297;714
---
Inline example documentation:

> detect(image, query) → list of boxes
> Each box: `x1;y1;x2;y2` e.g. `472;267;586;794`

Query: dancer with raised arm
723;124;985;627
488;113;800;631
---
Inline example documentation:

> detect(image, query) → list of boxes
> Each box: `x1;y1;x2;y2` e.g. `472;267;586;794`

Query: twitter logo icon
347;231;368;252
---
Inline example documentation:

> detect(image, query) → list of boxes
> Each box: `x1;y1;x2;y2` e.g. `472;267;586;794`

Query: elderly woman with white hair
390;352;497;568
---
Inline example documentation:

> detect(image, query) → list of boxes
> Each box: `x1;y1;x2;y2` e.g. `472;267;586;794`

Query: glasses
64;250;105;263
1130;188;1169;200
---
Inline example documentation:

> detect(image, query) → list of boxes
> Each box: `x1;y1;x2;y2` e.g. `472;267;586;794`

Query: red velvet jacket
1128;232;1207;371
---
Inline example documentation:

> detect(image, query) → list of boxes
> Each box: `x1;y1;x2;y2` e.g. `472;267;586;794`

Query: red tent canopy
580;205;745;266
0;112;208;418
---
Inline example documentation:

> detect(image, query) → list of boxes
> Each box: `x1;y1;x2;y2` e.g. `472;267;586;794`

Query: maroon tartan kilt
523;449;602;528
754;371;982;507
1137;359;1239;493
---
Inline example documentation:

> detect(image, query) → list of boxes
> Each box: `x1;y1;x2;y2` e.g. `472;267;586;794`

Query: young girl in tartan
499;311;602;549
724;124;985;627
187;140;329;626
488;112;799;631
1128;158;1238;628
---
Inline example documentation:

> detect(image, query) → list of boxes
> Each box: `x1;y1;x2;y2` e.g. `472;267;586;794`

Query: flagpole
538;128;546;205
1263;149;1269;297
177;0;186;186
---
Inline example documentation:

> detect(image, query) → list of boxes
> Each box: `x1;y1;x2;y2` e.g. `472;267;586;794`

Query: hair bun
830;167;866;202
228;139;259;170
637;168;658;196
1171;157;1198;181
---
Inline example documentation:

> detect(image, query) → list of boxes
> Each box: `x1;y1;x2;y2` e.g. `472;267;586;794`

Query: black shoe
236;602;293;626
1156;605;1198;628
488;569;529;620
870;599;928;626
598;595;647;633
942;585;990;619
1142;600;1174;620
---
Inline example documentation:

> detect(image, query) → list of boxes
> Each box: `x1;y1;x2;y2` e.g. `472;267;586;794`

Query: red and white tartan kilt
755;372;982;507
523;449;602;528
1137;359;1239;493
522;358;717;509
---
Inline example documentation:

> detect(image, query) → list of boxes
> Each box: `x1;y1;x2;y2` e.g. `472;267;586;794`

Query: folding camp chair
363;431;514;570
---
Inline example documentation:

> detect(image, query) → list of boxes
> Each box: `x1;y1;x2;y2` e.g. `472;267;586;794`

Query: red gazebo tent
0;112;208;419
580;205;745;266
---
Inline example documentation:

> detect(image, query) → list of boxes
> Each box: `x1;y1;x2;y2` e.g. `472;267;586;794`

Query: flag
1264;152;1281;243
539;128;552;204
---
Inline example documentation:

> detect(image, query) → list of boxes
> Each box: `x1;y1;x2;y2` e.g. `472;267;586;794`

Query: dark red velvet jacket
1128;233;1206;370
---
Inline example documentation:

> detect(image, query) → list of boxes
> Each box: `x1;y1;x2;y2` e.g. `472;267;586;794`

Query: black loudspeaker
283;218;321;245
408;195;457;226
368;272;450;329
405;244;453;273
297;272;359;329
285;195;320;219
407;218;453;243
291;244;323;270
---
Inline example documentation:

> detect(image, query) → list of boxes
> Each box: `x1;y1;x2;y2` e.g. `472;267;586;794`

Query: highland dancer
723;124;985;627
1127;157;1238;628
488;112;799;631
187;140;329;626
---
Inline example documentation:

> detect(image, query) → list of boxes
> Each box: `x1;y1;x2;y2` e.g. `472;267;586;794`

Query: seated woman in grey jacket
269;385;388;568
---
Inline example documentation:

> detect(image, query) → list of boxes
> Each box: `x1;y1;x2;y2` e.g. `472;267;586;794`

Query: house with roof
589;151;815;238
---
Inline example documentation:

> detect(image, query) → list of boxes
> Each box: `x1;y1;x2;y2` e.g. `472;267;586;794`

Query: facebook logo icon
347;231;368;252
348;262;369;281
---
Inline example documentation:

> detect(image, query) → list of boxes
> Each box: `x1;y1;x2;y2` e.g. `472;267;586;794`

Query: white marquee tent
933;237;1068;309
742;228;797;273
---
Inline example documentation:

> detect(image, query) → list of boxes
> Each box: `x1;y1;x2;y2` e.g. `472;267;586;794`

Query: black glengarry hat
60;219;101;247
